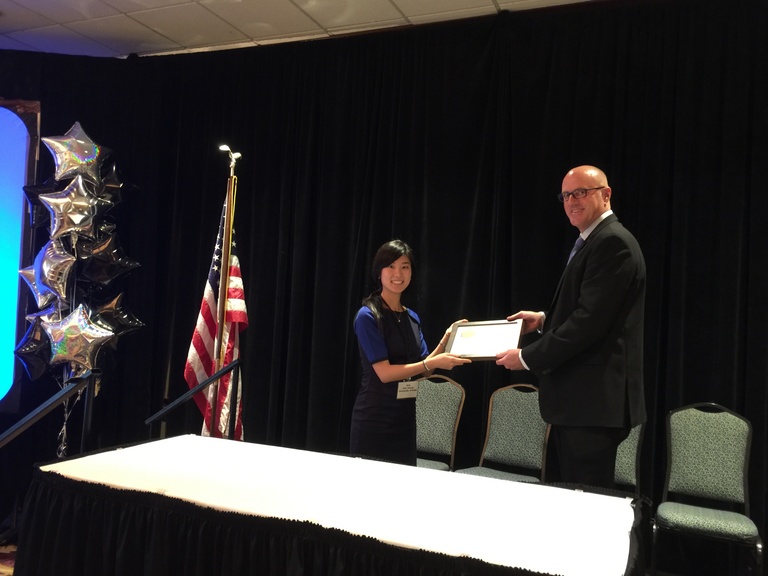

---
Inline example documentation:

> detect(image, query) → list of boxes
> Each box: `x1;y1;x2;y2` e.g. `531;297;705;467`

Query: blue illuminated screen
0;108;26;401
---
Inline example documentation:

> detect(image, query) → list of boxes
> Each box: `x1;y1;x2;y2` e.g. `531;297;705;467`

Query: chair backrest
663;403;752;511
415;376;466;470
480;384;548;475
614;423;644;491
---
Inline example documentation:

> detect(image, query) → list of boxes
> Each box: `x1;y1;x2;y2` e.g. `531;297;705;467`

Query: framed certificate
444;319;523;360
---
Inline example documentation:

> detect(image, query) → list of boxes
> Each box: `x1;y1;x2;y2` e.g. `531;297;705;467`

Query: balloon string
57;415;68;458
69;231;79;311
58;231;81;459
56;371;82;458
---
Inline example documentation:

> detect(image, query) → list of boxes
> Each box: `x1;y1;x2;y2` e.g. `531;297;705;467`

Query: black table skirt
15;469;549;576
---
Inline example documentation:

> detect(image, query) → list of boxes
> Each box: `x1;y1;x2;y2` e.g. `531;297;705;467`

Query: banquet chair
415;376;466;471
614;423;644;495
455;384;548;483
650;403;763;575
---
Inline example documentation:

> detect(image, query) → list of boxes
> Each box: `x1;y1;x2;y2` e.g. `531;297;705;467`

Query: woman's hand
437;319;468;350
426;353;471;371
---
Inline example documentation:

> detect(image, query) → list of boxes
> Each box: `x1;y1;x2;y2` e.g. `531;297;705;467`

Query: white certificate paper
445;319;523;360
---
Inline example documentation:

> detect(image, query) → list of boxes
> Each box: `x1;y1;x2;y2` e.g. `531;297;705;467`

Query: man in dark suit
496;165;646;490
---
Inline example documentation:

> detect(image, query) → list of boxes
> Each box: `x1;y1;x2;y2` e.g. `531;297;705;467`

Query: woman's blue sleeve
353;307;389;364
407;309;430;359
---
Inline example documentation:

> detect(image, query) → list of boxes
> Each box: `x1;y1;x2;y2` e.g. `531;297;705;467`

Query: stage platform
13;434;640;576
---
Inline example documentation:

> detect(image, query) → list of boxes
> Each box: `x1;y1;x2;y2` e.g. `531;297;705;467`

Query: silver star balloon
42;304;115;370
33;238;76;304
92;293;144;349
39;175;111;239
42;122;110;184
19;266;56;309
97;162;125;204
14;317;52;380
26;302;62;324
79;232;141;286
22;175;62;228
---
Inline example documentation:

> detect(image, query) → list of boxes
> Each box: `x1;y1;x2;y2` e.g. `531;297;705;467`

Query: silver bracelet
422;359;430;371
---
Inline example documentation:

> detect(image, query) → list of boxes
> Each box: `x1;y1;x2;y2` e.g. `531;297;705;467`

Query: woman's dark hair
362;239;415;323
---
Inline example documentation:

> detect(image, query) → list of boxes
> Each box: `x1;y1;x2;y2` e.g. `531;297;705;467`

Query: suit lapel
546;214;618;321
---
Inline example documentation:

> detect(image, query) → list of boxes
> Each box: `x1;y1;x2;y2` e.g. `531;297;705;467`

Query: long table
14;435;640;576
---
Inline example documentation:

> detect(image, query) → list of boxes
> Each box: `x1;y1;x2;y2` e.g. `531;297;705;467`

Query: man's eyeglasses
557;186;604;202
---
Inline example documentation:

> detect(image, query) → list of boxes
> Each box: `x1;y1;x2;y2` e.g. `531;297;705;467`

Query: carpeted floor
0;545;14;575
0;544;690;576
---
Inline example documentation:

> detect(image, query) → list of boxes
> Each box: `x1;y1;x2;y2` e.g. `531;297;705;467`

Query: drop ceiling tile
0;0;56;33
67;14;182;55
497;0;584;9
408;6;496;24
0;33;38;51
6;24;119;57
326;19;405;36
292;0;406;29
200;0;322;39
0;0;597;59
150;39;258;55
393;0;494;19
129;3;248;48
255;30;328;44
11;0;119;24
101;0;188;12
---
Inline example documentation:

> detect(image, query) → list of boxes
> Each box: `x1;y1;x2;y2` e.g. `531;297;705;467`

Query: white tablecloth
41;434;635;576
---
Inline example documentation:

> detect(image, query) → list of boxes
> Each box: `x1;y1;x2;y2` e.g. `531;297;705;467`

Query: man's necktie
567;236;585;264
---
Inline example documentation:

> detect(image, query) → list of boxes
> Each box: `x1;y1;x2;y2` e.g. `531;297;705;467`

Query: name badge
396;380;419;399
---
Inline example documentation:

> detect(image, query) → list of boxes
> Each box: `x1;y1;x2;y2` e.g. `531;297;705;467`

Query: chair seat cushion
417;458;450;471
655;501;760;543
455;466;540;483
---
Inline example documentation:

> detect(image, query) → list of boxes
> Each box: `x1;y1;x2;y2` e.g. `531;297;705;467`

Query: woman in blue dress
350;239;470;465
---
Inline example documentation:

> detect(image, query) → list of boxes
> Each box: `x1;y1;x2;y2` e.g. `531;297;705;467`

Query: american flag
183;199;248;439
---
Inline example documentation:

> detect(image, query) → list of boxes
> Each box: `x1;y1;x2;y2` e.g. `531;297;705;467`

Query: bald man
497;165;646;490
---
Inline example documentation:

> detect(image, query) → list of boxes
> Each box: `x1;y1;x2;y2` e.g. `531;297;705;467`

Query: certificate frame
444;319;523;361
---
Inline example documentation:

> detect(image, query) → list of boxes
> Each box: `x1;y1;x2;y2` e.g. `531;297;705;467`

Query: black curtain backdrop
1;0;767;571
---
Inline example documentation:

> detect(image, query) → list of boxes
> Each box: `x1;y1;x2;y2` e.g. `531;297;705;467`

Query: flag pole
211;144;241;436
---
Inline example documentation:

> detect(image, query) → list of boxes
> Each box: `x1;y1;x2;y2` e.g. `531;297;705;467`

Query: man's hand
496;348;524;371
507;310;544;335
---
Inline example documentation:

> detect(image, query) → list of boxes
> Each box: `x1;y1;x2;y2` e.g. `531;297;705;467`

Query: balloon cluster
14;122;143;383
